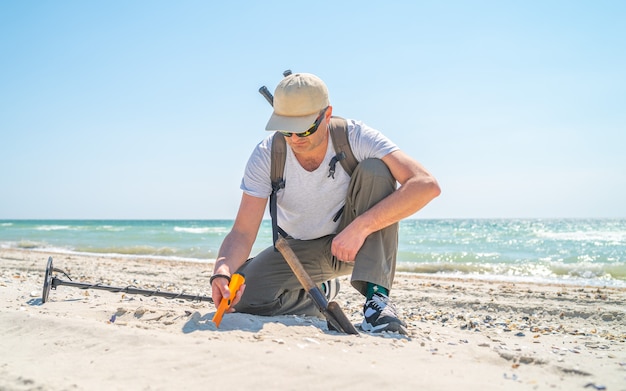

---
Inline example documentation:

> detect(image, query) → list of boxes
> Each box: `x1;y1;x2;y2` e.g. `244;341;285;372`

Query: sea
1;219;625;288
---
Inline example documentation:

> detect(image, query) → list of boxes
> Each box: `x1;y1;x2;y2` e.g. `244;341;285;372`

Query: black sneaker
361;293;408;335
321;278;340;301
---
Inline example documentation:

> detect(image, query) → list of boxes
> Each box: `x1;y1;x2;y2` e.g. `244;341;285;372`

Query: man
211;72;440;334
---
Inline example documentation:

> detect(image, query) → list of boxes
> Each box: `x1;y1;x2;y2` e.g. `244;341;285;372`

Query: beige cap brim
265;111;319;133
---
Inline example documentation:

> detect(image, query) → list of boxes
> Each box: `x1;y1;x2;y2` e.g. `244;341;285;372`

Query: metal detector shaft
50;278;213;303
42;257;213;304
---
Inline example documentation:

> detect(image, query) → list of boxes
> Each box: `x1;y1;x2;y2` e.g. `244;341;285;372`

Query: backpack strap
270;132;288;249
270;132;287;191
327;117;358;178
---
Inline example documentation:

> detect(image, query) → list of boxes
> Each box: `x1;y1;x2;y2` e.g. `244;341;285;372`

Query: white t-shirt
240;119;398;240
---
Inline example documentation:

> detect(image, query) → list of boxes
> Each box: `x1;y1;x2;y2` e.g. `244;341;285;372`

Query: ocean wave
17;240;48;249
397;260;626;287
2;240;75;254
536;230;626;243
70;244;215;259
35;225;74;231
96;225;127;232
173;226;230;234
75;245;179;257
33;224;125;232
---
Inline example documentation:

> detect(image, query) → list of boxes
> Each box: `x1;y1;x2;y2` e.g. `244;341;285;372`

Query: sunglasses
279;107;328;138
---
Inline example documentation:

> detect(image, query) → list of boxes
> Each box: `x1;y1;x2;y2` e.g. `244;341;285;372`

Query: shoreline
4;245;625;289
2;247;625;390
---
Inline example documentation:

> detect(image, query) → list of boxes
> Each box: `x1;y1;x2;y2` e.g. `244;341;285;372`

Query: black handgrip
258;86;273;106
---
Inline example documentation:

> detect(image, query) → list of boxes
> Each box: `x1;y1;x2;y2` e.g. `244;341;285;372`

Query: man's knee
355;158;392;178
344;158;396;219
353;158;396;196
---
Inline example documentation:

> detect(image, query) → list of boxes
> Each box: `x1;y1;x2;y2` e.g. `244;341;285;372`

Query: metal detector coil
42;256;54;303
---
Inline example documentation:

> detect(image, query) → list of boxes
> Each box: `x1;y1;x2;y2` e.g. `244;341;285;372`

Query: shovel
275;237;359;335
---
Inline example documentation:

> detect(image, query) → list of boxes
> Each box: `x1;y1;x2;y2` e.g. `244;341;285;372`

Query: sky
1;1;625;220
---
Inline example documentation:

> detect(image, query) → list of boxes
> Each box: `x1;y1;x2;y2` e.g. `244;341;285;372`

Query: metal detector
41;257;213;304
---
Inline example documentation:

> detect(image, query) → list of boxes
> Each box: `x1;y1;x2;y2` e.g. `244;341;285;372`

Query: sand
1;248;625;391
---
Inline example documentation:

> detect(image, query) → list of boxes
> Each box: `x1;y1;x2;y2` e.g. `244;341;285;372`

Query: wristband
210;274;231;285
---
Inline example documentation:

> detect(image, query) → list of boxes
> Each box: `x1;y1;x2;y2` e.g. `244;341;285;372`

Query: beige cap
265;73;329;132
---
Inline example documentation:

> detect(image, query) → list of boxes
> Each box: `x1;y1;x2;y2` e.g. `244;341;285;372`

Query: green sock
366;282;389;299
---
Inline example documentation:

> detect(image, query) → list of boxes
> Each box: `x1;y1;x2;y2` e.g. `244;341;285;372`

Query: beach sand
1;248;625;391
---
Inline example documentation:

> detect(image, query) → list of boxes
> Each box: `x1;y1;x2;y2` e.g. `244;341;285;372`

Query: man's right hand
211;275;245;312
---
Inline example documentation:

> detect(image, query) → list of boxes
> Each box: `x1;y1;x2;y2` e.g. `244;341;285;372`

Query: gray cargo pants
233;158;398;317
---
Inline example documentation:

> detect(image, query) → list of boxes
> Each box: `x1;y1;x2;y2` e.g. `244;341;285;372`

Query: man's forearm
213;231;254;276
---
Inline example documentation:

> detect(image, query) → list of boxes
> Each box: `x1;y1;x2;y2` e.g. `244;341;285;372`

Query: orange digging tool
211;273;245;328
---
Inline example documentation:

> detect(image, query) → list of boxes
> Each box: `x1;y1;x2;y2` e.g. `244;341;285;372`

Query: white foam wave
537;230;626;243
36;225;73;231
97;225;126;232
396;258;626;288
174;226;229;234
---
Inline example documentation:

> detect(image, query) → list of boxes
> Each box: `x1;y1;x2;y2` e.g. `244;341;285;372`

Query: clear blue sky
1;1;625;219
